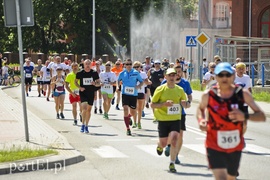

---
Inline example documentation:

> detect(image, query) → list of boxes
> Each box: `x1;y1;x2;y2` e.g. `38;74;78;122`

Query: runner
48;56;68;77
196;62;266;179
202;62;217;89
24;59;34;97
40;60;52;101
75;59;100;133
132;61;151;129
118;59;144;135
99;61;117;119
151;68;190;173
111;59;123;110
34;59;44;97
142;56;153;109
24;58;35;92
51;67;66;119
93;60;103;114
163;65;192;164
65;63;82;125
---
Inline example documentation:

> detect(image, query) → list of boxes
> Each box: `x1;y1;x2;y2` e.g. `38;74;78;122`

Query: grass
0;147;58;163
190;79;270;103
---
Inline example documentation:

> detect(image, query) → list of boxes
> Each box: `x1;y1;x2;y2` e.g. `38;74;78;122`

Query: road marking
135;145;166;158
183;144;206;155
186;125;206;137
106;139;140;142
91;146;128;158
243;144;270;157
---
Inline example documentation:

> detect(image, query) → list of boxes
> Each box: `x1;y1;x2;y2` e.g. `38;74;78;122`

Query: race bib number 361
217;130;240;149
167;104;180;115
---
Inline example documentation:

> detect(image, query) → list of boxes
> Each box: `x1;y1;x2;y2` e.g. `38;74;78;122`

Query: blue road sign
186;36;197;47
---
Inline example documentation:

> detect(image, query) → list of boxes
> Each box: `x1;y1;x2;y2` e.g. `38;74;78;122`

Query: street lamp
92;0;96;59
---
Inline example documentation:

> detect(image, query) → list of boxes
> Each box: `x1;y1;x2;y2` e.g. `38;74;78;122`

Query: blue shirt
24;66;34;78
161;78;192;115
118;69;143;96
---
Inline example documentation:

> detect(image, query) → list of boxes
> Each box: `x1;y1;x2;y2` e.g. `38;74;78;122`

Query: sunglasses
133;66;140;68
106;64;111;66
125;63;132;66
210;66;216;68
154;63;160;65
217;73;232;78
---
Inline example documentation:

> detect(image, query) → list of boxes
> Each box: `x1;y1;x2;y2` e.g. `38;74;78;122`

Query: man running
65;63;82;125
197;62;266;179
111;59;123;110
34;59;44;97
24;59;34;97
151;68;190;173
75;59;100;133
118;59;144;136
40;60;52;101
99;61;117;119
162;65;192;164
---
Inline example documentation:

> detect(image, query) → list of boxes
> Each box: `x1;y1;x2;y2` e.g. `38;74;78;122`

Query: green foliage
0;147;57;163
190;79;203;91
252;91;270;103
0;0;198;55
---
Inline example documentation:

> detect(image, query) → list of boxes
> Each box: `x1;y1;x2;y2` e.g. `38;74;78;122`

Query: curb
0;150;85;175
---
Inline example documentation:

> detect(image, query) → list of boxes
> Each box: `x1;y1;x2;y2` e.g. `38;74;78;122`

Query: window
261;8;270;38
216;2;229;21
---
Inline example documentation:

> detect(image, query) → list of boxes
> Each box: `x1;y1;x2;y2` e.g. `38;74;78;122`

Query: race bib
83;78;93;85
102;84;113;94
217;130;240;149
25;73;32;78
55;86;64;93
124;87;135;95
167;104;180;115
73;89;79;95
46;76;51;80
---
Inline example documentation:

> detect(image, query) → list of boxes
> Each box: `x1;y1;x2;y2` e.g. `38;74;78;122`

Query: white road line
135;145;166;158
106;139;141;142
243;144;270;157
91;146;128;158
186;125;207;137
183;144;206;155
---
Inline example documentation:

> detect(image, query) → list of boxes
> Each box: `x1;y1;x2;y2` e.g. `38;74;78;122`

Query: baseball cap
214;62;234;75
154;59;161;64
145;56;150;59
166;68;176;75
56;66;63;70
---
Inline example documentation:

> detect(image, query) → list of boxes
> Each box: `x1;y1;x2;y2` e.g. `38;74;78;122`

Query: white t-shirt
234;74;252;90
2;66;9;75
138;71;148;93
40;66;51;82
23;61;35;67
142;63;153;73
100;71;117;94
203;72;216;89
48;62;67;76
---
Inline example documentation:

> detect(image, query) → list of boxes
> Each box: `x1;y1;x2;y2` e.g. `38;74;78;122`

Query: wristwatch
244;112;249;120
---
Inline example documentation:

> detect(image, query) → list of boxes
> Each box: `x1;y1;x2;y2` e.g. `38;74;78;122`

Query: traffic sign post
3;0;35;142
186;36;197;81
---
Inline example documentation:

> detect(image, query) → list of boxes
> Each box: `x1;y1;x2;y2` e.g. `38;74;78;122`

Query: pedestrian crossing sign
186;36;197;47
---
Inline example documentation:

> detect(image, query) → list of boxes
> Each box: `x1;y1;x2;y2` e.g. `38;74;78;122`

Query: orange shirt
111;66;123;86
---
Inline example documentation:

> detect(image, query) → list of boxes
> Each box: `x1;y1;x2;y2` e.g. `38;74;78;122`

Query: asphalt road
2;86;270;180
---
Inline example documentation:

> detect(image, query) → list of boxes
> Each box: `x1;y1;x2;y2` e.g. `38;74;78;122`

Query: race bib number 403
83;78;93;85
124;87;135;95
217;130;240;149
167;104;180;115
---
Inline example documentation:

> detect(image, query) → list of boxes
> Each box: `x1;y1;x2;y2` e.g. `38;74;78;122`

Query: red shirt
206;86;245;153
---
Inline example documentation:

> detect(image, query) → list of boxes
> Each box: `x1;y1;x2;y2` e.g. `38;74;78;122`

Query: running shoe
56;113;60;119
116;104;120;110
137;123;142;129
156;146;163;155
79;113;82;122
142;111;145;117
132;123;137;128
99;108;103;114
46;97;49;101
165;145;170;157
111;97;115;105
175;156;180;164
26;93;29;97
38;94;41;97
60;112;65;119
145;103;149;108
29;87;31;92
41;90;44;94
169;163;177;173
73;120;77;126
80;125;85;133
105;113;109;120
85;126;89;133
94;107;97;114
126;129;131;136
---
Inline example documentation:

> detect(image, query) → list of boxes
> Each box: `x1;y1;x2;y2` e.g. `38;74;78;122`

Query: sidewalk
192;90;270;117
0;86;85;175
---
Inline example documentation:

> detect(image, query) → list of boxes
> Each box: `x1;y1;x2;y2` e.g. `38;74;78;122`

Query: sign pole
190;46;193;81
15;0;29;142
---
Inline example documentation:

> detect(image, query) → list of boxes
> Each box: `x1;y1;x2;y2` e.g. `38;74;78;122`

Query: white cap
154;59;161;64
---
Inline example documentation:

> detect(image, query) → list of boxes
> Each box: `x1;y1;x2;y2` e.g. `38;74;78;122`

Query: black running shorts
158;120;181;138
122;94;137;109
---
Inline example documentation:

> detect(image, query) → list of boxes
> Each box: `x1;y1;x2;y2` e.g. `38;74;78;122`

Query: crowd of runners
13;54;266;179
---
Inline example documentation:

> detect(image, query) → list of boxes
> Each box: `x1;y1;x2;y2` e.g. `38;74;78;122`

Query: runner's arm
196;91;209;131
